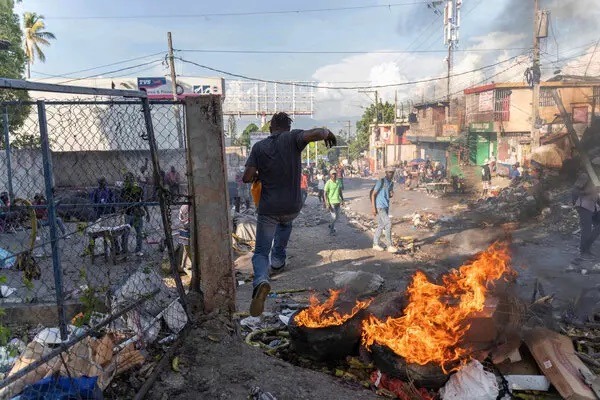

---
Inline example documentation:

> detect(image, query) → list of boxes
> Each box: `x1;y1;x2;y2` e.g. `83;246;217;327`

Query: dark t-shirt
245;129;307;215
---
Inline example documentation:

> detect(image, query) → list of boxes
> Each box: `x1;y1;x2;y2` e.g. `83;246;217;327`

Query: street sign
469;122;494;133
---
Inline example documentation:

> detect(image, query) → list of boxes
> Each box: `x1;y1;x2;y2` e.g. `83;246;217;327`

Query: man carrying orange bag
242;112;337;316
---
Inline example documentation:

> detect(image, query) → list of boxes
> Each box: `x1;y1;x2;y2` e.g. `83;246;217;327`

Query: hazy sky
15;0;600;121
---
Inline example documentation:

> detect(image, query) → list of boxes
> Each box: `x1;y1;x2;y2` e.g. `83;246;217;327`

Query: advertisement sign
443;124;459;137
478;91;494;112
137;77;225;99
469;122;494;133
137;77;184;99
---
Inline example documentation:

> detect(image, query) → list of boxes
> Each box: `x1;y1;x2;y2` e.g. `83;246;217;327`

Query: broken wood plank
524;327;596;400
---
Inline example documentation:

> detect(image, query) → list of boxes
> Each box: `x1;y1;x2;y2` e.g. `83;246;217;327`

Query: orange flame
294;289;373;328
362;242;513;369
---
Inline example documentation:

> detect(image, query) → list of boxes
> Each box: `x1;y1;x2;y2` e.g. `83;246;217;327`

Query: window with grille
494;89;511;121
594;87;600;102
540;89;554;107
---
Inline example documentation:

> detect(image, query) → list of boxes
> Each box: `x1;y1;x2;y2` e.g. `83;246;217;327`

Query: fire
362;242;513;369
295;289;373;328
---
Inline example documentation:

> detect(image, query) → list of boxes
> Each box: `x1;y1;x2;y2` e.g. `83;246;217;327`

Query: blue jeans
252;213;298;288
373;207;392;246
301;190;308;206
123;214;144;253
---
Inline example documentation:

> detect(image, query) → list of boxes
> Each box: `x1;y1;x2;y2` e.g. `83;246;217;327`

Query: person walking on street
572;171;600;262
316;172;325;203
120;172;150;257
91;177;115;219
372;166;398;253
324;169;344;235
242;112;337;316
481;159;492;198
300;169;309;206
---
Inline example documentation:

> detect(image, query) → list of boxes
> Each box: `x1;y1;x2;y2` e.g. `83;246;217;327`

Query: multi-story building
464;76;600;170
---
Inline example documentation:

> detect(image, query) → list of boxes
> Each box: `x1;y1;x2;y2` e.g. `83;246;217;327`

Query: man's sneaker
373;244;385;251
579;252;595;262
270;263;285;276
387;246;399;253
250;281;271;317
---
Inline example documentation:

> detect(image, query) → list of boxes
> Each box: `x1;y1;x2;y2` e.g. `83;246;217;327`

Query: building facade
464;77;600;172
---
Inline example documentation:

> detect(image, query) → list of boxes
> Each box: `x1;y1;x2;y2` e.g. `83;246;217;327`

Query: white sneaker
373;244;385;251
136;251;144;257
387;246;399;253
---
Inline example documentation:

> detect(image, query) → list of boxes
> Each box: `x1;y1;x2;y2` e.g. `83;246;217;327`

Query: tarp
530;143;567;169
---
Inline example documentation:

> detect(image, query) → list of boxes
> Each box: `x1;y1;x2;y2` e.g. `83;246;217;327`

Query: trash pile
0;267;188;399
471;181;546;224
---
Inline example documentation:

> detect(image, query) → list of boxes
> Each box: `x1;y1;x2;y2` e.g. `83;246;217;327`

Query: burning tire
371;344;451;389
288;308;366;361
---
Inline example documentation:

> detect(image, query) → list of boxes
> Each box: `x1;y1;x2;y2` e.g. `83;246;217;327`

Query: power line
32;52;166;79
47;1;431;20
176;53;525;90
57;59;164;84
176;47;529;55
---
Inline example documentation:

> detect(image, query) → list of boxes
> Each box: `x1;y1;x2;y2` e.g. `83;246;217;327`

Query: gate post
37;100;68;340
185;96;235;313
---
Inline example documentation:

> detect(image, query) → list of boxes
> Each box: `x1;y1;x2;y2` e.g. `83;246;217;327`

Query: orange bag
251;180;262;207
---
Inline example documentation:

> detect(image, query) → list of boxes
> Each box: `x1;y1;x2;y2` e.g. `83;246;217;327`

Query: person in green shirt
324;169;344;235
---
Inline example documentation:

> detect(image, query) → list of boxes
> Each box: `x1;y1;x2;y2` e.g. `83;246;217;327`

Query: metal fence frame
0;78;189;394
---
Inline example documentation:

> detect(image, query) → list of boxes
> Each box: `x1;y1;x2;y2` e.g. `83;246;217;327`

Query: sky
14;0;600;129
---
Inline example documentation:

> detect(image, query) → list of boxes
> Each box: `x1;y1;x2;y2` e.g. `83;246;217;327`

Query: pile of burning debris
242;243;600;399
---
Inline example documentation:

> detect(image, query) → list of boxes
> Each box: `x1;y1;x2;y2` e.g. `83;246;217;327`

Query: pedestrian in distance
316;172;325;203
371;166;398;253
120;172;150;257
165;165;181;196
242;112;337;317
481;159;492;198
300;169;309;206
324;169;344;236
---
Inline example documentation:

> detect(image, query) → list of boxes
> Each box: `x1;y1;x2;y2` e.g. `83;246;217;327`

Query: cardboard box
524;327;596;400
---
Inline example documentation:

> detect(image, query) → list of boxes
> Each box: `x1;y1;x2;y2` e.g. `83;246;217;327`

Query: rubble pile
0;267;188;399
471;181;546;224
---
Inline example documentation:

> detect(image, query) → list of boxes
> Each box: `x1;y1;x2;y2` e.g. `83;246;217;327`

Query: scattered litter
0;248;15;269
440;360;498;400
0;285;16;298
249;386;278;400
504;374;550;392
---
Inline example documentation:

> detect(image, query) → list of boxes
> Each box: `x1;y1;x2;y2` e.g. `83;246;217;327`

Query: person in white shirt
316;173;325;203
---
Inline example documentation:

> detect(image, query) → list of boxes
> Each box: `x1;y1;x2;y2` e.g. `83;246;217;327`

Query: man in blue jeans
372;166;398;253
243;112;337;316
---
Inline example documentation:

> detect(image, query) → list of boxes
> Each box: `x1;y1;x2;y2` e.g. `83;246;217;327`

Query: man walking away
481;159;492;198
573;172;600;261
324;169;344;235
372;166;398;253
243;112;336;316
316;172;325;203
121;173;150;257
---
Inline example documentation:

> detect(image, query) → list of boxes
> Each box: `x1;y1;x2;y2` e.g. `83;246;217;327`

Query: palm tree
22;12;55;78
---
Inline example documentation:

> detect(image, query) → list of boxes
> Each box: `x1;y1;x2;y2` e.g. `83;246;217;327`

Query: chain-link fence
0;80;190;399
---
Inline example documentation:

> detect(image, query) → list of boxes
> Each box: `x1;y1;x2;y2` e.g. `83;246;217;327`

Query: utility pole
443;0;461;122
531;0;541;148
168;32;184;148
394;90;398;164
358;89;379;170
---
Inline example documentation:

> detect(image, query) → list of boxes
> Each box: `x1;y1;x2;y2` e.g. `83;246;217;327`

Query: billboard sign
478;91;494;112
469;122;494;133
137;77;225;99
137;77;184;99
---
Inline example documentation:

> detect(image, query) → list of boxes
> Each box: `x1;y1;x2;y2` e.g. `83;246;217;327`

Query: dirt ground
147;176;598;400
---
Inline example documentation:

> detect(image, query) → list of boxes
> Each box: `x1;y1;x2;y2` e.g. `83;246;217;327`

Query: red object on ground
370;371;434;400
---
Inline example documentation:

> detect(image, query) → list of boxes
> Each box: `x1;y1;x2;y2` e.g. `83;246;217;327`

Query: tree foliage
22;12;55;78
0;0;30;147
349;101;395;161
238;123;260;150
